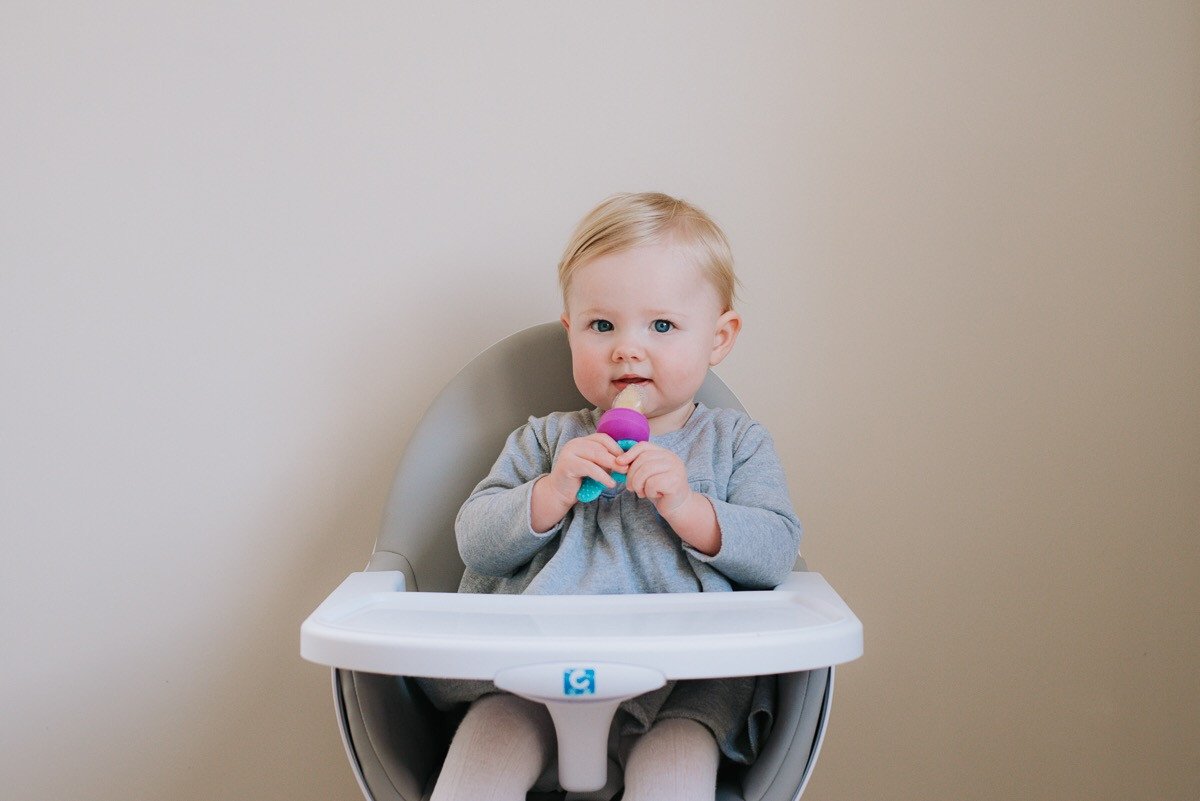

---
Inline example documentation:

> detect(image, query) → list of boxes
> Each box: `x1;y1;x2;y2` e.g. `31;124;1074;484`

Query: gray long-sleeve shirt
456;402;801;595
424;402;802;766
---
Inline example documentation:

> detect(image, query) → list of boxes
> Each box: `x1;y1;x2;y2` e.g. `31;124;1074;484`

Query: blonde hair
558;192;739;311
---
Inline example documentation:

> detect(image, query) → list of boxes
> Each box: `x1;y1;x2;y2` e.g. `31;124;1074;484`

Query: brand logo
563;667;596;696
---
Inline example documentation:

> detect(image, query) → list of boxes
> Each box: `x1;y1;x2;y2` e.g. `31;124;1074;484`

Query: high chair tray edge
301;570;863;679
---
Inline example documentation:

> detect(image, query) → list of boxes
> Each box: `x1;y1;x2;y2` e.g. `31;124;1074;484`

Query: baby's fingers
624;458;663;497
568;434;624;461
616;441;655;467
563;437;616;467
593;433;627;458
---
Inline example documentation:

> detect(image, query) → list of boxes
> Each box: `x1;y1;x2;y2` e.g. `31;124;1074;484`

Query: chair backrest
370;321;744;591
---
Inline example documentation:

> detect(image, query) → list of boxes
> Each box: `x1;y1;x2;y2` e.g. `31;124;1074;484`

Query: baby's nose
611;335;645;361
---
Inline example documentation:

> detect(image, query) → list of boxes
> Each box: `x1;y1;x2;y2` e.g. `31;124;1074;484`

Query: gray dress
420;403;802;766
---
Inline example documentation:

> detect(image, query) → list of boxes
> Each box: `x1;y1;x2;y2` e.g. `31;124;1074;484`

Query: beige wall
3;3;1196;800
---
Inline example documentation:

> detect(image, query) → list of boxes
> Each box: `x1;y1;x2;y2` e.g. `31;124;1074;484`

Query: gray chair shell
331;322;836;801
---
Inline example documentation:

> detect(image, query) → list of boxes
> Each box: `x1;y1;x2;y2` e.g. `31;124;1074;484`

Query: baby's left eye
652;320;674;333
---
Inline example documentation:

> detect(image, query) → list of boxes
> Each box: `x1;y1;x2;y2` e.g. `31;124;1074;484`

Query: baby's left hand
617;442;692;515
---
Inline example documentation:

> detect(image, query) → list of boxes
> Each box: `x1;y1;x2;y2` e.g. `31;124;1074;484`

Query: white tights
622;717;720;801
429;693;719;801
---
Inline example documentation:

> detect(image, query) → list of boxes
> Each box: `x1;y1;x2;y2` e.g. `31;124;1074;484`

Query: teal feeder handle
576;439;639;502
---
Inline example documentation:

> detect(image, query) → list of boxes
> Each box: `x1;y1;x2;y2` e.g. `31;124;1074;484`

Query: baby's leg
431;693;555;801
621;717;720;801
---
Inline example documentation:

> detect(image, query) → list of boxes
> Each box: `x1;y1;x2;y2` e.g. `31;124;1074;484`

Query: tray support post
495;662;666;792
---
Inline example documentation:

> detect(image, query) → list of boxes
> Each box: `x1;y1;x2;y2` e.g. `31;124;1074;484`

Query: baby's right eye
590;320;614;333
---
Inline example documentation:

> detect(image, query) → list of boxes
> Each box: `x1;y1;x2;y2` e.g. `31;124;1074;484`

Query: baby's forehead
567;243;719;297
566;272;724;323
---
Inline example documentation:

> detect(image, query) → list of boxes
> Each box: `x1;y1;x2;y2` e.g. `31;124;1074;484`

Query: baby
425;192;802;801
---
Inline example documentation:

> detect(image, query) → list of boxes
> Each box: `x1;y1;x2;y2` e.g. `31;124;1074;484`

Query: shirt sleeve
455;418;564;577
685;421;802;589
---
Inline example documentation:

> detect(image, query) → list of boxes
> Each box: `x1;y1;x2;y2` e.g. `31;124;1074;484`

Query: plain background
3;3;1197;800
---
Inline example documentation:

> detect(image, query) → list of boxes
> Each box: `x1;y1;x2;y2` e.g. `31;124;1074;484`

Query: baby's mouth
613;376;649;390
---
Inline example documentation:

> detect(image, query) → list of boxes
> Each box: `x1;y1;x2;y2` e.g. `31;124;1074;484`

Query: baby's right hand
545;433;625;506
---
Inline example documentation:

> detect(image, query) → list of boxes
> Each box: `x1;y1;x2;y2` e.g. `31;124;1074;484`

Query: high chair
301;322;862;801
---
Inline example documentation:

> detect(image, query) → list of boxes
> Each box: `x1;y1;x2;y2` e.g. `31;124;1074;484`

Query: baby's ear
560;313;571;331
709;310;742;366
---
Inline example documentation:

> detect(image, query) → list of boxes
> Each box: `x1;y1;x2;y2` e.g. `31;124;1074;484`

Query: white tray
301;570;862;679
302;569;862;792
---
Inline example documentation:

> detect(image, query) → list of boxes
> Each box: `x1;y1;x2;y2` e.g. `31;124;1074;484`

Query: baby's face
561;242;739;435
